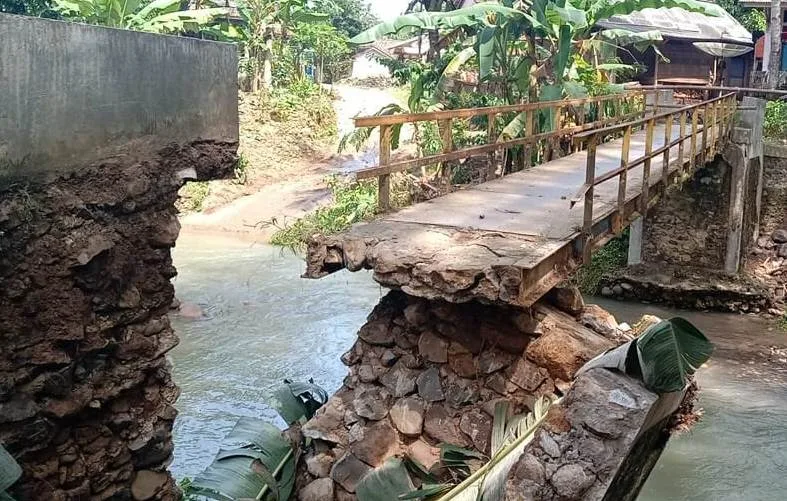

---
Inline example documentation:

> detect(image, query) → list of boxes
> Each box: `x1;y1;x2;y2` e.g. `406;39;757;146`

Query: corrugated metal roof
596;1;752;45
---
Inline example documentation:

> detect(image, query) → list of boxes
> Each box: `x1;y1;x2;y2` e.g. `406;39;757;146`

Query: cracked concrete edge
303;222;572;307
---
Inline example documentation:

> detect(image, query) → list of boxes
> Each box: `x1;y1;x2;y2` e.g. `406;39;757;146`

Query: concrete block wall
0;13;238;186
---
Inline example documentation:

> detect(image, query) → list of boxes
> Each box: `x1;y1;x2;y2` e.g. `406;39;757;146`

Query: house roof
596;1;753;46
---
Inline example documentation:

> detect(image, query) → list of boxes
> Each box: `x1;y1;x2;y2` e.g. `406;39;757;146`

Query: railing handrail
353;90;652;127
638;84;787;98
574;92;736;140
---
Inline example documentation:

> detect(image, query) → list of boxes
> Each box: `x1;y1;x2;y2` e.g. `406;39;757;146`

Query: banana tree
54;0;230;33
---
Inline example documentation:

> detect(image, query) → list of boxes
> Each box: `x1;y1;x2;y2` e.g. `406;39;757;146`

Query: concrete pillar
628;217;644;266
724;130;750;274
741;97;767;242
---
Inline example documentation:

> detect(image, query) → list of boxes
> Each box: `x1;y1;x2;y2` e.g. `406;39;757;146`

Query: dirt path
180;84;401;241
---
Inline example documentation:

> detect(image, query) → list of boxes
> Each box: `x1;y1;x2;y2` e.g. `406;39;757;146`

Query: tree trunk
262;38;273;90
768;0;782;88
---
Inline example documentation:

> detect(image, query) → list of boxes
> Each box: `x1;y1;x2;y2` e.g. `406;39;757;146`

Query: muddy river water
169;232;787;499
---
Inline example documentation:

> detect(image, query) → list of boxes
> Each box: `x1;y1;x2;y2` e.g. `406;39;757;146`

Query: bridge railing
571;91;738;262
353;90;657;211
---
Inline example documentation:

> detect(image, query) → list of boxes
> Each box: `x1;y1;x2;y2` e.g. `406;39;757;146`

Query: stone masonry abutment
0;14;238;500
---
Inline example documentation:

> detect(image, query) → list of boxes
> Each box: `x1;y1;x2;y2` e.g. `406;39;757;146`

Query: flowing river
169;232;787;499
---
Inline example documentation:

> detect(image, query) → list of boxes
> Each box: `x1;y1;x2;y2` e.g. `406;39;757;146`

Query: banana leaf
350;4;525;44
356;458;415;501
592;0;719;23
545;2;588;29
140;7;230;33
0;445;21;494
190;418;297;501
269;379;328;425
577;317;713;394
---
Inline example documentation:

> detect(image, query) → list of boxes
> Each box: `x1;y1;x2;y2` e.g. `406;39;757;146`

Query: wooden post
701;103;709;163
525;109;534;167
690;108;699;170
574;104;585;153
439;118;453;188
617;125;632;231
613;97;622;124
678;110;687;171
486;113;497;180
552;105;564;161
583;134;598;263
378;124;392;211
662;112;673;184
642;118;655;215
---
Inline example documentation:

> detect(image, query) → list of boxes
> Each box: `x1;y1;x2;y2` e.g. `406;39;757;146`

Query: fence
571;92;739;262
353;90;658;211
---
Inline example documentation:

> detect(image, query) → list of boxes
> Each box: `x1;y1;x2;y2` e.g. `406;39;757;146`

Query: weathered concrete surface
0;142;237;500
306;124;707;307
504;369;685;501
0;13;238;185
295;290;618;500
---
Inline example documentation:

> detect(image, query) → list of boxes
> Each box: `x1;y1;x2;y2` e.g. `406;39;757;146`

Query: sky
368;0;409;22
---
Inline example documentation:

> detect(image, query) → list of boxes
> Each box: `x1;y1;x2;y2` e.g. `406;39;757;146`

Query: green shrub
233;154;249;185
570;230;629;295
764;100;787;140
178;181;210;212
270;177;377;248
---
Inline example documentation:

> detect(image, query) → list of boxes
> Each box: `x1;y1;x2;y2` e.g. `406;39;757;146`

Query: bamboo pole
662;113;673;184
617;125;632;230
642;118;655;215
583;134;598;263
486;113;497;180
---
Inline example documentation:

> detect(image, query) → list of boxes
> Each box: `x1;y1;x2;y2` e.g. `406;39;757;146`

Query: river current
169;232;787;499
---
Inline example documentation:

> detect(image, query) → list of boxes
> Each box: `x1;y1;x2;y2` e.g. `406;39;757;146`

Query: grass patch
270;177;377;248
570;230;629;295
764;100;787;140
178;181;210;213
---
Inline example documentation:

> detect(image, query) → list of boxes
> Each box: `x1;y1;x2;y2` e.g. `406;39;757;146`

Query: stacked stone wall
0;142;236;500
296;289;619;500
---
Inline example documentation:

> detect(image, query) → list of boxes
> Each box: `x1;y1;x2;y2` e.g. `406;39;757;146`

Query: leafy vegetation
764;100;787;140
179;181;210;213
270;177;378;247
571;230;629;295
186;380;328;501
354;398;554;501
579;317;714;393
1;444;21;500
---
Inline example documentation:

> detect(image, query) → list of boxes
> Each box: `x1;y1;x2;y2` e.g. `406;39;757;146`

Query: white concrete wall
0;14;238;184
350;53;391;80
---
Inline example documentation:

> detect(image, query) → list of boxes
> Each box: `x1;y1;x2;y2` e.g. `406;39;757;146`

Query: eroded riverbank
169;232;787;498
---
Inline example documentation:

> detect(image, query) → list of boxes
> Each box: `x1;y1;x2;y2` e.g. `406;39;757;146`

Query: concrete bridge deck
306;122;723;307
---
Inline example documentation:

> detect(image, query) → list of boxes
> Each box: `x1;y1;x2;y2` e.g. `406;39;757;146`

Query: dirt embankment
179;85;402;240
0;141;236;500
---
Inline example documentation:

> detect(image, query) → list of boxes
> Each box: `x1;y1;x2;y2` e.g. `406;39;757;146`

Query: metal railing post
583;134;598;263
378;124;392;211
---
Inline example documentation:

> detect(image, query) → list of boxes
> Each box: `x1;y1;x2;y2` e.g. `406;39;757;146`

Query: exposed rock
306;453;335;478
418;331;449;363
778;244;787;259
485;372;518;395
513;311;543;334
459;409;492;453
404;302;429;326
359;319;395;346
0;396;39;423
600;286;614;297
380;350;399;367
331;453;371;493
449;353;477;378
302;396;348;444
424;404;469;447
526;306;613;380
299;478;334;501
389;396;426;436
353;387;391;421
357;365;378;383
550;463;595;499
178;302;203;319
508;358;548;392
443;375;480;407
772;228;787;243
407;439;441;470
539;433;561;458
350;420;399;467
580;305;620;339
340;344;362;366
477;349;515;374
546;286;585;316
130;470;168;500
416;367;444;402
379;364;417;398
